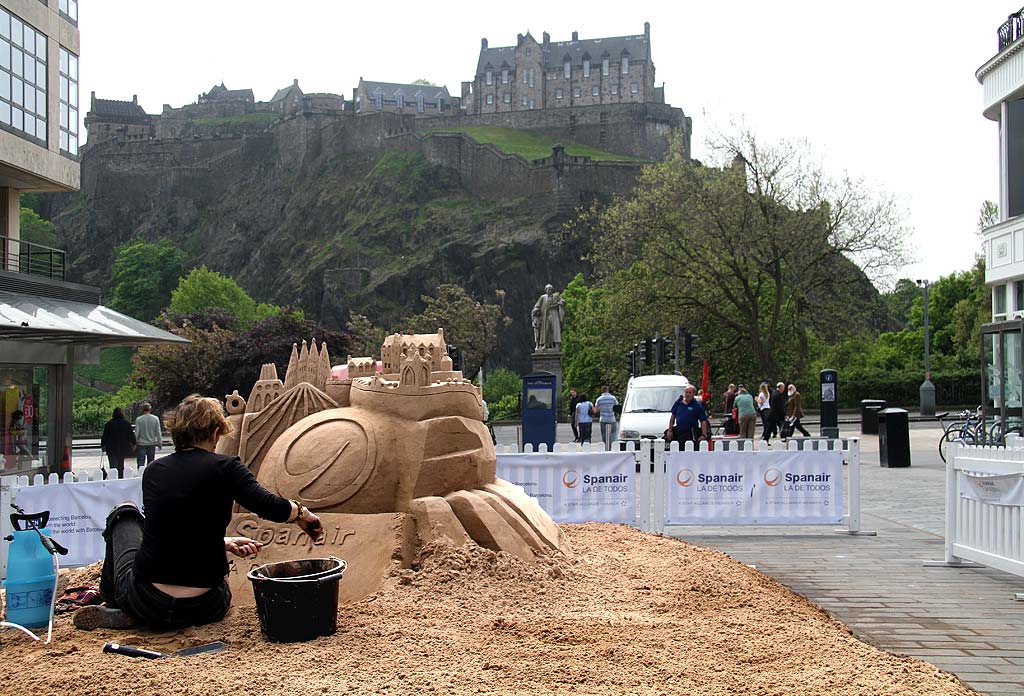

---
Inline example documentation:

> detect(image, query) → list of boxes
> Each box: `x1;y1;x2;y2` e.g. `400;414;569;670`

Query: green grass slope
420;126;644;162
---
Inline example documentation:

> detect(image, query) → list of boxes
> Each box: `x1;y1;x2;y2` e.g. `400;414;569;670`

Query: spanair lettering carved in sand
218;330;569;606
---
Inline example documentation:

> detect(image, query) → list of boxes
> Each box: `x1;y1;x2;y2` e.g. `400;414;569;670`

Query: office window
485;71;492;86
622;56;629;73
630;81;639;94
572;86;580;98
59;47;77;154
501;69;508;84
502;92;510;103
610;83;618;95
602;58;609;76
555;88;563;100
59;0;78;23
591;85;599;97
563;60;570;78
0;9;47;144
996;285;1008;316
486;94;493;105
583;60;590;77
1017;280;1024;312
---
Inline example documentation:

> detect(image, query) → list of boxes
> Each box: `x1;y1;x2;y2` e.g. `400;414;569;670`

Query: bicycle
988;414;1023;445
937;408;985;463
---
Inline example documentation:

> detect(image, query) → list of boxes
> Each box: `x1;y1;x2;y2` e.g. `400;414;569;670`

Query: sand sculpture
217;331;565;600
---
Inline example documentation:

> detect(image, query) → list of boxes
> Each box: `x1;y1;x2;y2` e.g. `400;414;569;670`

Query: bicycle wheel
938;431;952;463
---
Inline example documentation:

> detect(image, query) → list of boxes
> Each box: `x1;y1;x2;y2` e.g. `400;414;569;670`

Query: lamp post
917;279;935;416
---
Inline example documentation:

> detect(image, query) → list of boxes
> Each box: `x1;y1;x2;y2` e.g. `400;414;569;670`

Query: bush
798;368;980;409
483;368;522;405
73;385;150;435
489;393;520;421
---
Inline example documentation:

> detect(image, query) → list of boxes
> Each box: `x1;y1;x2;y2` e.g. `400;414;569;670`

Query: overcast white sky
78;1;1008;286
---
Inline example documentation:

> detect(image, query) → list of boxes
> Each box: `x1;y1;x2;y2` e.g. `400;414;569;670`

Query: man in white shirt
134;402;163;466
594;386;620;450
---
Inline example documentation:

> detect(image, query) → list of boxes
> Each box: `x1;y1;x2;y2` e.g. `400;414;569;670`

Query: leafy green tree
168;265;279;324
401;284;509;380
132;317;236;408
978;200;998;233
345;314;389;357
110;239;186;322
482;368;522;405
19;207;58;247
561;273;624;398
580;130;908;380
411;78;436;85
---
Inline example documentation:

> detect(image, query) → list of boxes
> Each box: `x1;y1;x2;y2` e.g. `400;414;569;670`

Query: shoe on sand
73;605;136;631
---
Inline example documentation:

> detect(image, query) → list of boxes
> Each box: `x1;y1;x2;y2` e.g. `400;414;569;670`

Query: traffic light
684;333;699;365
644;338;653;367
626;350;636;377
656;336;671;371
636;341;646;372
446;344;464;372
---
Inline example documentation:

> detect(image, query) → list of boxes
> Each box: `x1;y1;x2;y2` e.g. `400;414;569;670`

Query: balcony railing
999;9;1024;51
1;236;66;281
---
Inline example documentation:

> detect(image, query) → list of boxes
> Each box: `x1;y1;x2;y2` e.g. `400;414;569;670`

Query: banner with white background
959;472;1024;506
665;450;844;525
497;451;636;524
14;478;143;567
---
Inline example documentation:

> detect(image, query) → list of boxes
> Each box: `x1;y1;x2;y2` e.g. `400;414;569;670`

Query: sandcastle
218;330;566;604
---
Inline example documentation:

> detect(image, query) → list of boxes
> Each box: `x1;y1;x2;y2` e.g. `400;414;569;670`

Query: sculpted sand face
217;330;567;602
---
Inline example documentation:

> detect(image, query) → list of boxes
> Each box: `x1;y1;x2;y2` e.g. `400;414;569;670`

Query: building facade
83;92;154;146
354;79;452;115
462;23;659;115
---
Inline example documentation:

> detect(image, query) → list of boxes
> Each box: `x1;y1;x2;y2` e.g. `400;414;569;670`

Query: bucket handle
248;557;347;583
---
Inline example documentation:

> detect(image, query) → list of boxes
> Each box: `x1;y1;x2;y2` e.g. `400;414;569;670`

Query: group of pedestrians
568;386;619;450
100;402;164;478
753;381;810;443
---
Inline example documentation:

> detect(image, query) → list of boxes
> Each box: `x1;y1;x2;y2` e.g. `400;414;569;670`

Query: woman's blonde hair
165;394;232;451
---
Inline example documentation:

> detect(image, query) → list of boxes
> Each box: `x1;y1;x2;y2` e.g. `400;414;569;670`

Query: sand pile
3;524;973;695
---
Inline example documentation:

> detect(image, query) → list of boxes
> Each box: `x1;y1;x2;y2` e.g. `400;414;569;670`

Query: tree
19;207;58;247
582;130;908;380
132;317;235;408
978;200;999;233
561;274;623;398
110;239;187;322
401;284;510;379
345;314;389;358
168;265;280;324
411;78;436;85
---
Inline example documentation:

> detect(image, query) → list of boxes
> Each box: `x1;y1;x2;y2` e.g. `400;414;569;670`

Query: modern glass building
0;1;185;476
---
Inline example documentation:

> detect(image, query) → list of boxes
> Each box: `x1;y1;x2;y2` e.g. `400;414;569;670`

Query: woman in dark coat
100;407;136;478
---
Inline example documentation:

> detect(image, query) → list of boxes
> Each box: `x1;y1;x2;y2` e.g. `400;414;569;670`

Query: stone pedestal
531;350;563;405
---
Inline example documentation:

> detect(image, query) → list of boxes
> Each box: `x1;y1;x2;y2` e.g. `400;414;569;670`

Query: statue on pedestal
532;284;565;352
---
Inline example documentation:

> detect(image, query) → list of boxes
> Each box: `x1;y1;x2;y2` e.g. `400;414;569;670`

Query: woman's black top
100;417;136;457
133;449;292;588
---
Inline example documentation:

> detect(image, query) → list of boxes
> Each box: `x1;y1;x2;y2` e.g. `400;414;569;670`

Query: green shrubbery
73;385;150;435
483;368;522;420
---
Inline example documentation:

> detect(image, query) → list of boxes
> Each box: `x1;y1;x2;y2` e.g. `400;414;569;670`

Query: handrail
0;235;66;281
998;8;1024;51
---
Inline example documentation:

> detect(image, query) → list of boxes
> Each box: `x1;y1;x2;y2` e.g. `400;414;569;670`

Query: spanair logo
562;470;580;488
764;468;782;486
676;469;694;487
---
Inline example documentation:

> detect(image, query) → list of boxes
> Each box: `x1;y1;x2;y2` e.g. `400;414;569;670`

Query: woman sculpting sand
74;394;324;631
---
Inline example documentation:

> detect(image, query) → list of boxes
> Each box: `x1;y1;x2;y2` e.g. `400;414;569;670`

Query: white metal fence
939;442;1024;579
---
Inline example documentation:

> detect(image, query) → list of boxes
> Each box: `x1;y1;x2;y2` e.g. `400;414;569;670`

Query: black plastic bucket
247;556;347;643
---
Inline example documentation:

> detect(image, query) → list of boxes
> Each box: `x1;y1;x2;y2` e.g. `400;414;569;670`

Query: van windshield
624;387;685;413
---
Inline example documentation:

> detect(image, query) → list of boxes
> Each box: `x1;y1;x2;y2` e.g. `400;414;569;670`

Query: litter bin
878;407;911;467
860;399;887;435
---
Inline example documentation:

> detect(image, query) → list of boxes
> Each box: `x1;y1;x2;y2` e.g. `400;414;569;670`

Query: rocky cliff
50;113;616;370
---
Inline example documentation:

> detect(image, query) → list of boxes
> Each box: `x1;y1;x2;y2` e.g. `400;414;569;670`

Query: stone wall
417;102;689;160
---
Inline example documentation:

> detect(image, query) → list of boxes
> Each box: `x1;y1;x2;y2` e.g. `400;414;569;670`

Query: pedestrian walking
733;384;757;439
574;393;594;444
594;385;619;450
785;384;811;438
723;384;737;414
568;388;581;443
763;382;788;443
101;407;136;478
667;385;708;447
134;402;163;467
757;383;772;439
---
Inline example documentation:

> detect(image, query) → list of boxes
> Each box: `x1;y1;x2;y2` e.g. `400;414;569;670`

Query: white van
616;374;691;444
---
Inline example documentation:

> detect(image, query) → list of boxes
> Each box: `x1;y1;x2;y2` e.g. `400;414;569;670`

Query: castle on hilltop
83;22;689;161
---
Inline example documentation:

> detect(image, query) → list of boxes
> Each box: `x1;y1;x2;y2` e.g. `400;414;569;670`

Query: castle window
502;92;510;103
529;69;535;88
417;95;424;113
0;9;47;146
375;92;383;109
438;98;444;112
563;60;570;79
522;70;527;84
572;86;580;98
501;69;508;84
521;95;528;106
610;83;618;95
486;94;493;105
485;71;492;86
630;81;639;94
602;58;609;76
397;94;404;109
622;56;629;74
529;99;535;109
555;88;563;100
355;96;362;112
591;85;599;97
583;60;590;77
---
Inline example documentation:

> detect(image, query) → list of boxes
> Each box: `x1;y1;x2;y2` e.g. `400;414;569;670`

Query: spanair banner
496;451;636;524
959;472;1024;506
665;450;844;525
14;478;143;567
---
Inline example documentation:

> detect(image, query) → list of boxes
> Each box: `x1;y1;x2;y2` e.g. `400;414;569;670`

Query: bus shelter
982;319;1023;440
